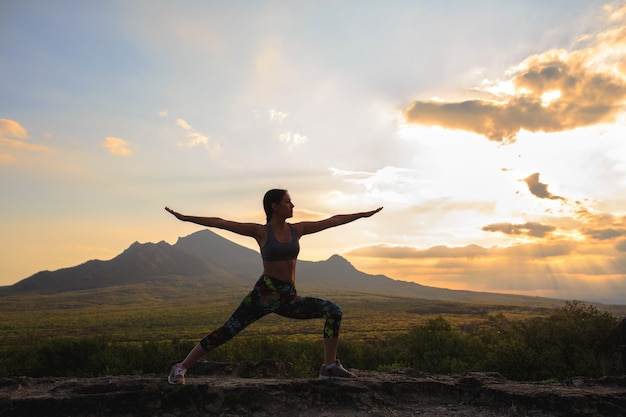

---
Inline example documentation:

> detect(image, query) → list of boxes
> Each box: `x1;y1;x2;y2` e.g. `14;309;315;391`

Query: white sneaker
318;360;357;380
168;363;186;385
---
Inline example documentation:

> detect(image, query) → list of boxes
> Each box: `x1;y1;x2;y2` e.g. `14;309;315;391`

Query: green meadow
1;283;624;381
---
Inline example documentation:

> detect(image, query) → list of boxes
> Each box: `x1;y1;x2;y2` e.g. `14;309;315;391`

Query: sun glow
541;90;562;106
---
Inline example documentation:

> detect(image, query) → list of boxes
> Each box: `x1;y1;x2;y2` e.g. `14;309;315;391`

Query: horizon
2;1;626;303
4;227;625;306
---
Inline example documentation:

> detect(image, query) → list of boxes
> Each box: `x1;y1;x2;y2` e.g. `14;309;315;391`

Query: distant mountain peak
316;254;357;272
0;230;572;307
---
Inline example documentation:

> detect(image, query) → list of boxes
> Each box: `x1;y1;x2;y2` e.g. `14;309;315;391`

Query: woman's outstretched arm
296;207;383;236
165;207;264;239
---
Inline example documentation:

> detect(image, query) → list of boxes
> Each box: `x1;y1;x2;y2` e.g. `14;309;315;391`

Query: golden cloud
579;212;626;241
346;238;625;298
175;118;221;155
347;241;574;260
346;186;626;298
101;136;133;156
584;228;626;240
522;173;565;201
0;137;49;152
482;221;556;238
403;6;626;143
347;244;485;259
0;118;50;157
0;153;16;163
0;118;27;139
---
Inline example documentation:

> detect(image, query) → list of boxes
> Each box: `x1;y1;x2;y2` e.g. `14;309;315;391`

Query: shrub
391;316;474;373
477;301;617;380
1;301;618;381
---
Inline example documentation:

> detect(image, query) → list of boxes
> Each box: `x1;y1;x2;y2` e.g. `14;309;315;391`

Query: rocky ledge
1;361;625;417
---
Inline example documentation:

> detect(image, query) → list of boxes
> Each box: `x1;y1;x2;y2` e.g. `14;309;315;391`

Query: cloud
344;173;626;301
101;136;133;156
0;153;16;163
279;131;308;149
176;119;191;130
175;118;221;155
522;173;565;201
330;166;428;204
267;109;307;150
348;241;573;260
347;241;624;302
606;2;626;21
269;109;287;122
579;213;626;241
0;118;50;158
402;6;626;143
0;119;27;139
584;228;626;240
482;221;556;238
349;243;488;259
0;137;49;152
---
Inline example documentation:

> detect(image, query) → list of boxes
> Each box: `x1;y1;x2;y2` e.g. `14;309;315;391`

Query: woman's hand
165;207;186;221
363;207;383;218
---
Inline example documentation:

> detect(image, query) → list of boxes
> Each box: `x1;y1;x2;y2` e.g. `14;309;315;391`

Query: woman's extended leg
275;291;356;380
324;336;340;365
168;277;278;384
180;343;206;370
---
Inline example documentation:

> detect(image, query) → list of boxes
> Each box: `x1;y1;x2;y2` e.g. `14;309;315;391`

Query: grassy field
2;281;614;346
0;289;492;345
2;283;624;380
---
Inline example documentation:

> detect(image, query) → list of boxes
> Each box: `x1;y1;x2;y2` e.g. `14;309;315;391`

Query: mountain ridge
0;229;606;307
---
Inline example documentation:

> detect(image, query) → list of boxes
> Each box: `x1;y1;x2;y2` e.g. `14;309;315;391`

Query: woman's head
263;189;288;222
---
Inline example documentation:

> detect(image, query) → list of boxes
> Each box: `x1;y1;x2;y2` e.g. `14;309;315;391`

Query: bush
1;301;618;381
391;316;475;373
32;337;110;377
8;337;195;377
477;301;618;380
207;335;322;377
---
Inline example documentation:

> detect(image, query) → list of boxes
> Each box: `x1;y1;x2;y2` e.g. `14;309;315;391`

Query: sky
2;1;626;304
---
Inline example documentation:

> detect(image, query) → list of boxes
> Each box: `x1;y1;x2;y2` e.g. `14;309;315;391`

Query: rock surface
1;361;625;417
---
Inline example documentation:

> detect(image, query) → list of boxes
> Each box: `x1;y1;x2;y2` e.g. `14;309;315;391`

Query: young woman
165;189;382;384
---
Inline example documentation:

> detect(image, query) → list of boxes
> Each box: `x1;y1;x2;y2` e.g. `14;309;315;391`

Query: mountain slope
0;229;568;306
6;239;238;294
294;254;538;304
173;230;261;279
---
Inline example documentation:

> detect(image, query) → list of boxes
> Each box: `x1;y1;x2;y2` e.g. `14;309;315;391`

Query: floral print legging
200;275;343;352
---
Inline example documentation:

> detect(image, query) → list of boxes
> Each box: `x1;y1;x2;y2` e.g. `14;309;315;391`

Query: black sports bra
261;224;300;262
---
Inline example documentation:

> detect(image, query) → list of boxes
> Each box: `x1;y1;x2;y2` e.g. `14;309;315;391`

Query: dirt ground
1;365;625;417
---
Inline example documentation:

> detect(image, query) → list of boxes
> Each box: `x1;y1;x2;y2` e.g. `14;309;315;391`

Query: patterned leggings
200;275;343;352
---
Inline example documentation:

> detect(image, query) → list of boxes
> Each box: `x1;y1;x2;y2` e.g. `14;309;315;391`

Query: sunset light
1;1;626;304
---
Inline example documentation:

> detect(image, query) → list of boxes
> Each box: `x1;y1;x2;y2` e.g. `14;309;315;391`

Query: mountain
0;229;567;306
4;235;244;294
173;230;262;279
297;255;493;302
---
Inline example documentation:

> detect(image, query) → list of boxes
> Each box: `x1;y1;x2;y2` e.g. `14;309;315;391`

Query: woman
165;189;382;384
